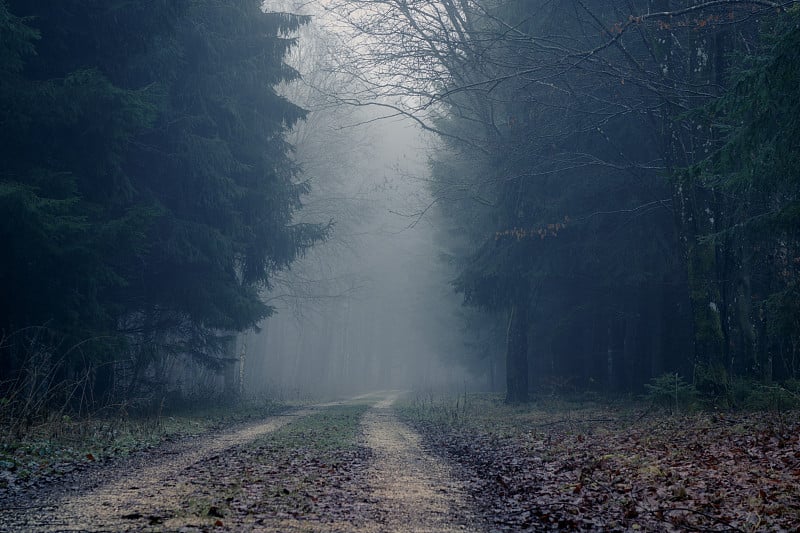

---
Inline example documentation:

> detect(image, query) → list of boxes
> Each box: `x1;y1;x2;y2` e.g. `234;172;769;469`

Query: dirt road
0;393;481;532
360;392;478;533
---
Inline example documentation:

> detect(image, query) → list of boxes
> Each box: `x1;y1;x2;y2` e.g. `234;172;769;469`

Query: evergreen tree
691;7;800;384
0;0;327;407
0;1;162;397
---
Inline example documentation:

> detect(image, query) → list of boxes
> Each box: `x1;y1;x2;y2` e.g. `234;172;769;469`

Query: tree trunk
606;319;616;390
505;302;529;403
671;177;729;398
222;335;238;400
649;282;665;379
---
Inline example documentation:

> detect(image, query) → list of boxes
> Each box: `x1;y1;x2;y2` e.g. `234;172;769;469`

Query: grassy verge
397;393;800;532
0;398;289;490
255;402;368;453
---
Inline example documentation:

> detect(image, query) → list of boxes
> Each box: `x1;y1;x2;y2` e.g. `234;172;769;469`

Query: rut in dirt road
359;392;480;533
0;405;325;532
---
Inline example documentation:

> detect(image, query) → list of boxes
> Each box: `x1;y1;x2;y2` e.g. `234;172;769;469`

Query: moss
693;362;730;399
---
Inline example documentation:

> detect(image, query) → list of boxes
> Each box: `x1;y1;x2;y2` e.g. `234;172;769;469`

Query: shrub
731;379;800;411
644;373;699;413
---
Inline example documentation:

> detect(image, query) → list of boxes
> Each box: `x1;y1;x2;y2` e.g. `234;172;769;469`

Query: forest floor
0;392;799;532
397;393;800;532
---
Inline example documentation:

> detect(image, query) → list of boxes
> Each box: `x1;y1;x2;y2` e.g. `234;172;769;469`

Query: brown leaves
406;406;800;531
495;216;570;242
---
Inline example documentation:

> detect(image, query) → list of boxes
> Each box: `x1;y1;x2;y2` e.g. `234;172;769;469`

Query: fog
239;113;472;397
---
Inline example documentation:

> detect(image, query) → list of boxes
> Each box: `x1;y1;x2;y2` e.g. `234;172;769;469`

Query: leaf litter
398;395;800;532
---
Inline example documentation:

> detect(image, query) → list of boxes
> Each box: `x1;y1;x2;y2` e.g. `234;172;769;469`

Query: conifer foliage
0;0;327;410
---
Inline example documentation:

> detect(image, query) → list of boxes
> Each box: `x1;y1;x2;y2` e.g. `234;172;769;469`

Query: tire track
360;391;480;533
0;404;330;532
1;394;483;532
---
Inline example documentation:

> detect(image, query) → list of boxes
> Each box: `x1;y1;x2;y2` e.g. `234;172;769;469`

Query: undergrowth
643;373;800;413
397;391;631;435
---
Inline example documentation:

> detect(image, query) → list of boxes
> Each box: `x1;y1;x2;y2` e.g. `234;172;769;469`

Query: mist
241;113;472;398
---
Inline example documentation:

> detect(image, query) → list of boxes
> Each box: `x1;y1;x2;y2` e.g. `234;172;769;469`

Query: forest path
0;393;482;532
357;391;479;533
0;402;339;532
